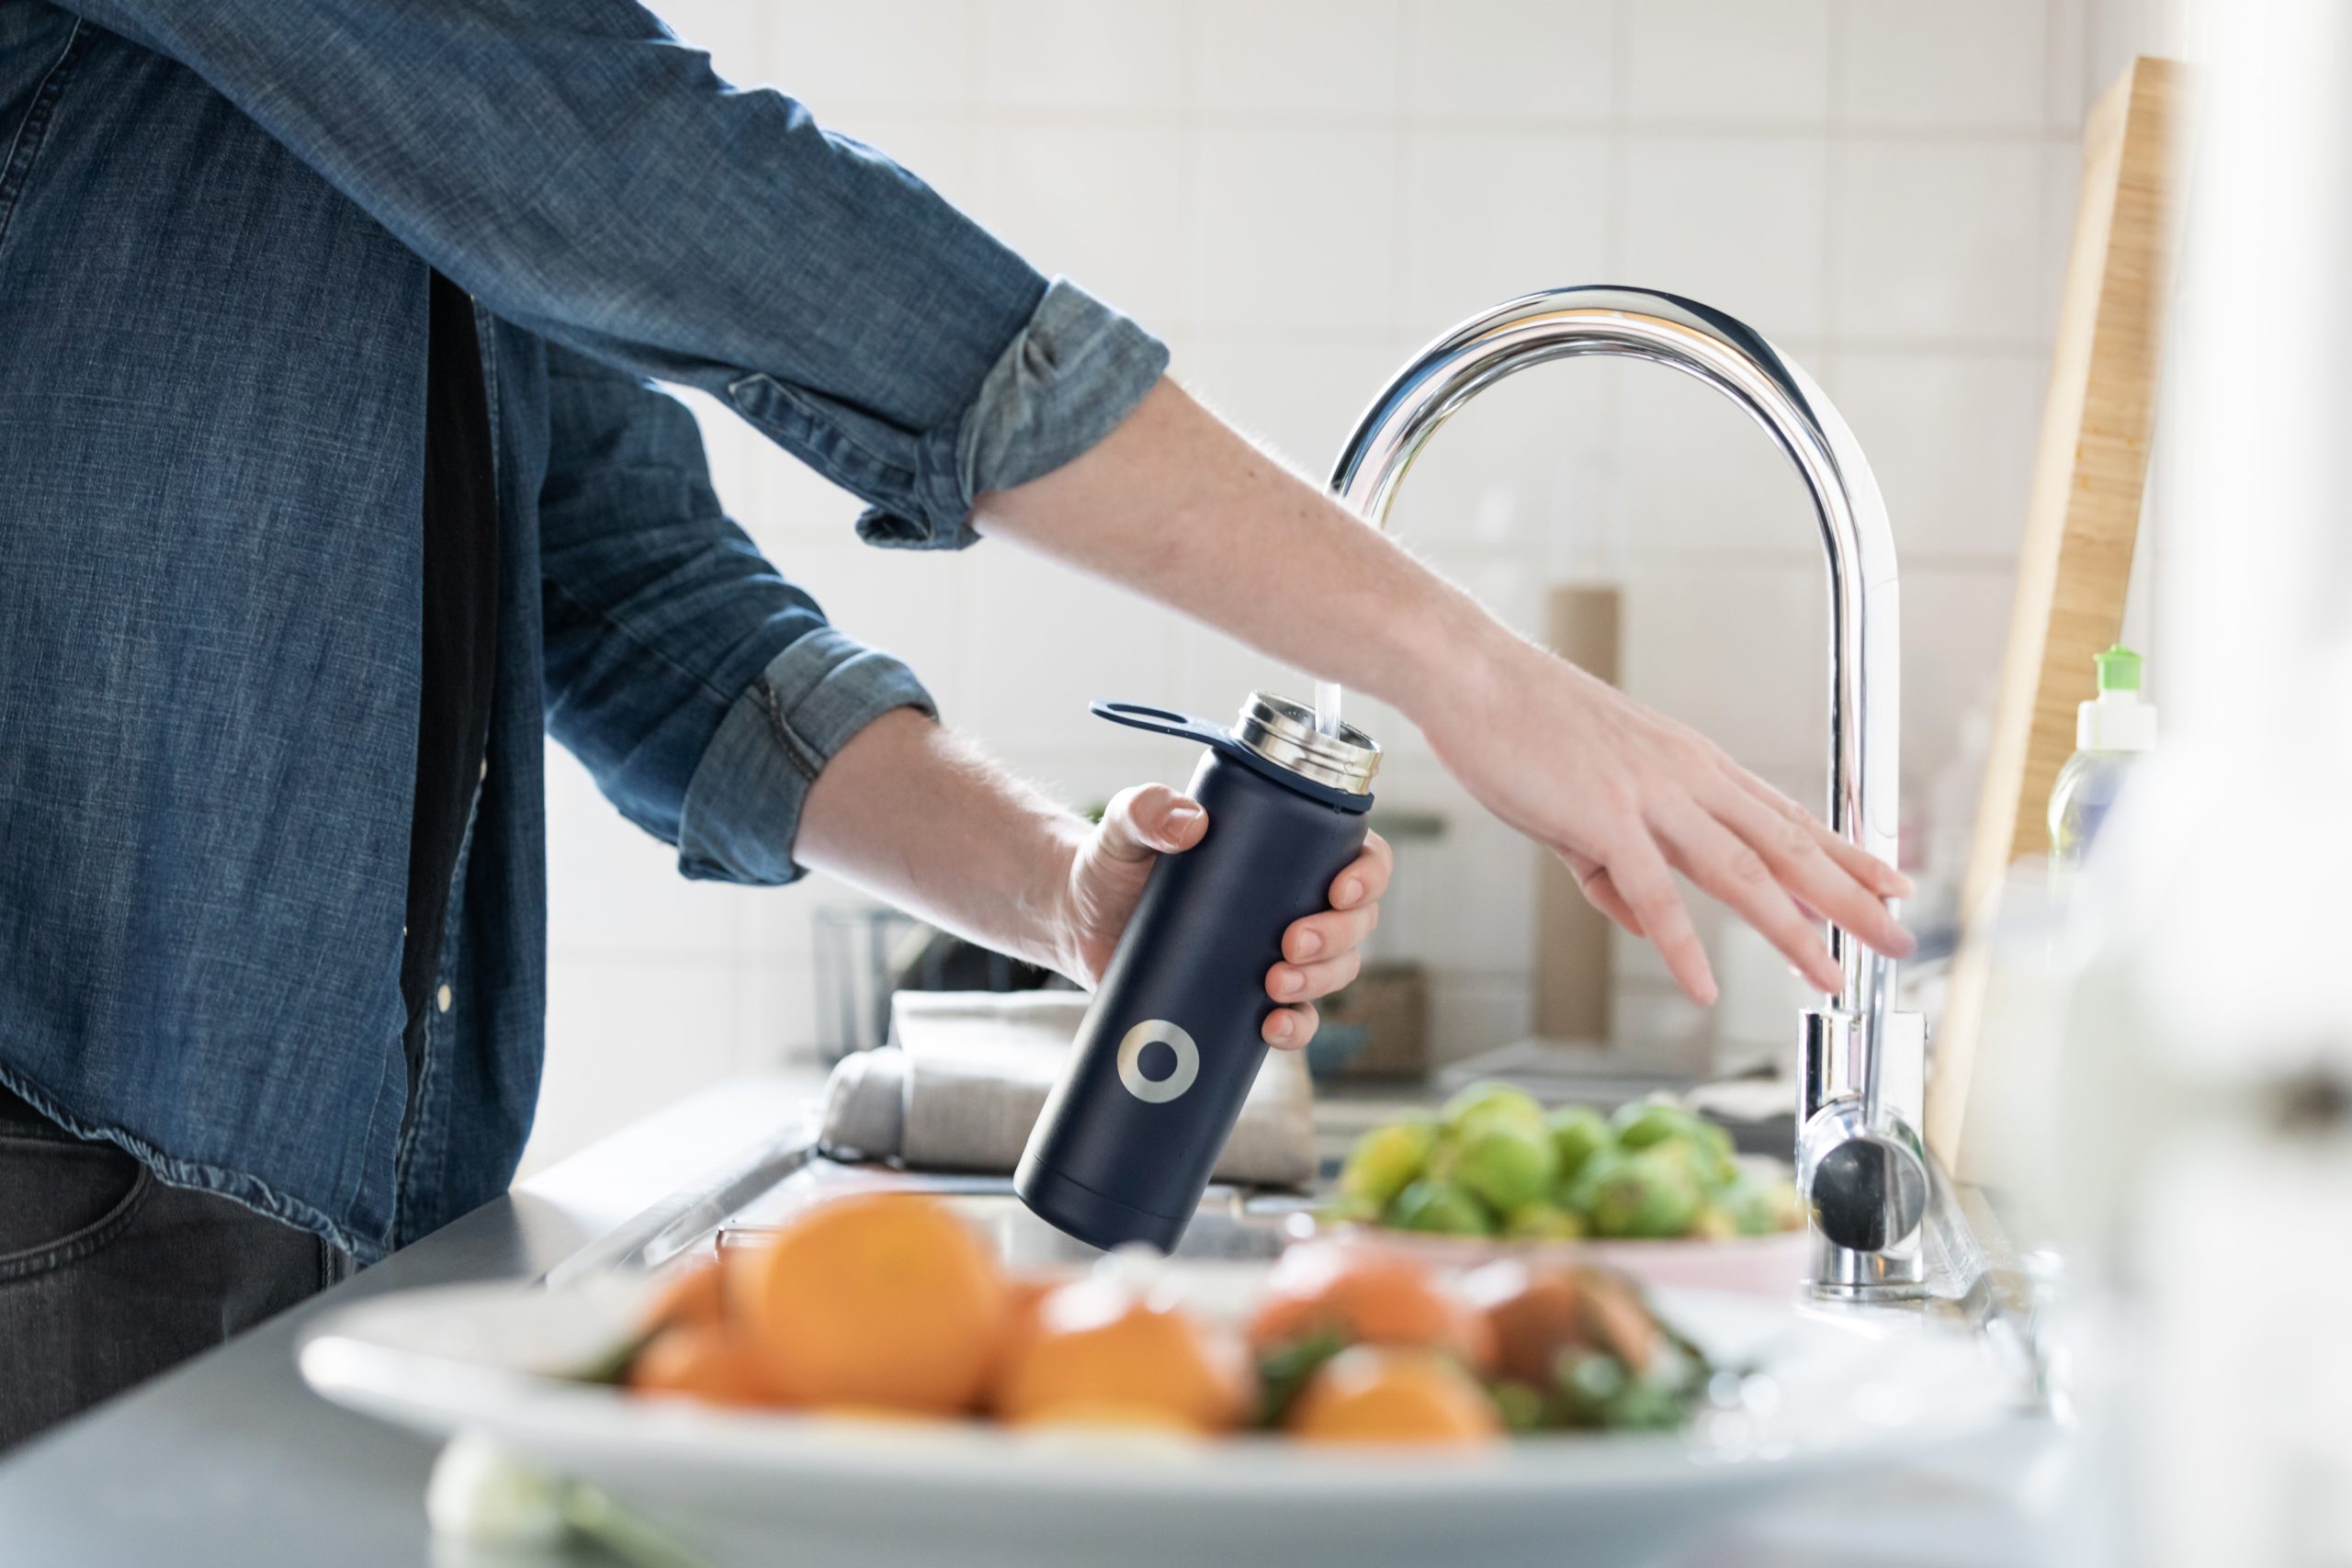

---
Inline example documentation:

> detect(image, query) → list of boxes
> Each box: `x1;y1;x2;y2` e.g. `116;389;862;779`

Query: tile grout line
1597;0;1632;582
1823;0;1846;348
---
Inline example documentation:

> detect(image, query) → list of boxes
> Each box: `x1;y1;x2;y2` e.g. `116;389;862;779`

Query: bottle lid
1234;692;1381;795
2094;645;2142;694
2078;644;2156;752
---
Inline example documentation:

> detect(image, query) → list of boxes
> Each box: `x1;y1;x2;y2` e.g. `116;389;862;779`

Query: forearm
971;378;1521;728
795;708;1082;976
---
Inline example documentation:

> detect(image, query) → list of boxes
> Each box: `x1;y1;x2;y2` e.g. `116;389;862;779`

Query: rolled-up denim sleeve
674;631;931;884
540;344;932;885
67;0;1170;546
844;276;1167;551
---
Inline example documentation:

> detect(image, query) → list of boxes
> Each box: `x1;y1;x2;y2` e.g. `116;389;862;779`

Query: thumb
1097;784;1206;863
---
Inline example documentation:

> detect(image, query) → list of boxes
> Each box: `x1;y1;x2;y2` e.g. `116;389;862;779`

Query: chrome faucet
1321;286;1929;1298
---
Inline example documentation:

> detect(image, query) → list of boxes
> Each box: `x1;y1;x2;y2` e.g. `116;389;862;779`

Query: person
0;1;1913;1448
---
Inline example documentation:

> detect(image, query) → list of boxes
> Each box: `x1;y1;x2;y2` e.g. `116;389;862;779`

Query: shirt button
436;985;453;1014
479;759;488;782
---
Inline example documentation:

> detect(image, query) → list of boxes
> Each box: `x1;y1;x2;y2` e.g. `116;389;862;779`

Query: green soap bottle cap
2094;644;2142;694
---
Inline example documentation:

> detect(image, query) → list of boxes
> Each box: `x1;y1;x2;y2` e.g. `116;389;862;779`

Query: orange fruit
807;1404;950;1425
1464;1259;1586;1386
739;1191;1007;1415
1285;1346;1504;1447
1574;1269;1664;1376
1466;1259;1662;1382
1010;1399;1214;1438
628;1325;785;1408
1248;1243;1496;1371
994;1275;1251;1434
636;1257;727;1336
989;1271;1066;1382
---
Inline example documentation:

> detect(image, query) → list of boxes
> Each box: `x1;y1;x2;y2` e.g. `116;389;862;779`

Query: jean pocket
0;1133;151;1283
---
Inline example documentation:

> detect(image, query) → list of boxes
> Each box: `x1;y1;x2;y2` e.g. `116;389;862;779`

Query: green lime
1612;1100;1737;1187
1690;1122;1739;1189
1611;1098;1706;1150
1338;1119;1437;1206
1448;1113;1558;1211
1385;1178;1495;1236
1555;1145;1620;1220
1499;1201;1586;1241
1690;1203;1737;1240
1586;1144;1705;1238
1544;1105;1612;1185
1715;1169;1778;1236
1441;1081;1546;1136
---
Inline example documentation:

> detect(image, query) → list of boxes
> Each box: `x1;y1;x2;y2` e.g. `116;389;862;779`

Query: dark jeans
0;1086;353;1452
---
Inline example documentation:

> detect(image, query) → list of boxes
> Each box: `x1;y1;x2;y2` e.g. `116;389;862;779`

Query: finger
1262;1002;1318;1050
1600;829;1717;1005
1329;831;1394;909
1282;901;1378;963
1564;851;1647;938
1712;788;1916;960
1096;784;1205;863
1268;949;1363;1004
1730;771;1914;899
1654;799;1844;994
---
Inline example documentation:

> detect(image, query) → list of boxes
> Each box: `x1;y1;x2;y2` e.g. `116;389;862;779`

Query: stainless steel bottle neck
1234;692;1379;795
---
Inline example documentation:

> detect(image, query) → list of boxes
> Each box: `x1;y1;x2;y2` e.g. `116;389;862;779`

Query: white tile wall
1191;127;1401;332
1401;130;1611;327
1825;350;2045;560
526;0;2093;1171
1836;0;2050;130
1400;0;1613;122
1623;0;1832;125
984;123;1192;328
1193;0;1402;118
768;1;978;114
1616;135;1832;341
1611;354;1824;562
1829;141;2048;343
978;0;1188;113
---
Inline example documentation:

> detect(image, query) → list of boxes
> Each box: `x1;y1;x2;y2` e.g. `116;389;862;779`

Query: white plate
299;1269;2020;1568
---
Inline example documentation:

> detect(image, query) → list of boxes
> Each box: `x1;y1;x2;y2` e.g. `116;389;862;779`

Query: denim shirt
0;2;1167;1260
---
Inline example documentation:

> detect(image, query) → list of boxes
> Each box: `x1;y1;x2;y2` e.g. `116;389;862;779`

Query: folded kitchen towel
816;990;1317;1189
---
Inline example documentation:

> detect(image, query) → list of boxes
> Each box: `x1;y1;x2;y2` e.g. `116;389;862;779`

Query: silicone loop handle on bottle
1089;701;1232;750
1091;699;1374;814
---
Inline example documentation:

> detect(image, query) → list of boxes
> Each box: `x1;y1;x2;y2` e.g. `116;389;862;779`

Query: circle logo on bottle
1114;1020;1200;1104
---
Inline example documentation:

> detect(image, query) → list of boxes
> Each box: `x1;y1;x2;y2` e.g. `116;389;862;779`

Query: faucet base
1808;1235;1931;1301
1798;1009;1931;1294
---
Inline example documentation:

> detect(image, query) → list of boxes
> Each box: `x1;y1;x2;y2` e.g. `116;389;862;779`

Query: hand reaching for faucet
977;378;1916;1005
1415;634;1914;1003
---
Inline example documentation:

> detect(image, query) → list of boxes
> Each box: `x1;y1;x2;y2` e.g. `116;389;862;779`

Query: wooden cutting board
1926;57;2187;1170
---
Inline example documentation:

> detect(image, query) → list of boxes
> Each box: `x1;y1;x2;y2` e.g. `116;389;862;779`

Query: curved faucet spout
1324;286;1925;1296
1322;285;1899;1027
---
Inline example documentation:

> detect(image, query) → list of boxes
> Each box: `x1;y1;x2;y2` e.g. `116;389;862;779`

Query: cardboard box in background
1534;584;1620;1044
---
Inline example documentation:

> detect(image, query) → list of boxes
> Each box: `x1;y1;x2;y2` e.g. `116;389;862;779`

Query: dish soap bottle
2049;644;2156;875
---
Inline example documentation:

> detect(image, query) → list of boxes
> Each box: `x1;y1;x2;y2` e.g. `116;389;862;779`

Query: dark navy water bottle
1016;692;1380;1252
